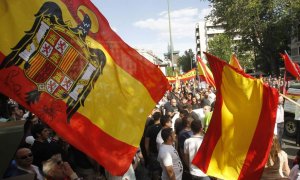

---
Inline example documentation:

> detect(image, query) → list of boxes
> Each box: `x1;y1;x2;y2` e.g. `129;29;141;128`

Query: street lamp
167;0;174;66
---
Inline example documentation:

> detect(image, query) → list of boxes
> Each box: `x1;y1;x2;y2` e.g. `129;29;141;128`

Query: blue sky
91;0;211;59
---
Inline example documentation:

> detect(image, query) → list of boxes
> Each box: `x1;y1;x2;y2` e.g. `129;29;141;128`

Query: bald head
15;148;33;168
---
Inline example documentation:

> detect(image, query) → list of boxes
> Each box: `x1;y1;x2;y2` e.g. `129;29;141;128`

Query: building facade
291;24;300;63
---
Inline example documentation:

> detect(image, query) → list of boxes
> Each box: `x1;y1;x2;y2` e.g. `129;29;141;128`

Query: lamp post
167;0;174;66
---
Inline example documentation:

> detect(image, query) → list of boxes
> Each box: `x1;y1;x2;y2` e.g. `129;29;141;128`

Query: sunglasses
18;153;33;160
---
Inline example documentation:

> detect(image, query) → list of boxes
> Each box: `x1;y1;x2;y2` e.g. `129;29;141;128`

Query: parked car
284;82;300;137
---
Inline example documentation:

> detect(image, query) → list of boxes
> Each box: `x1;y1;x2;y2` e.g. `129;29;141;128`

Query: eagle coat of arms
0;2;106;121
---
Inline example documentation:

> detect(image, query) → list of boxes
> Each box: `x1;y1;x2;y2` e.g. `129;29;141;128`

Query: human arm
282;151;290;176
63;162;79;180
165;165;176;180
183;140;190;172
145;137;150;156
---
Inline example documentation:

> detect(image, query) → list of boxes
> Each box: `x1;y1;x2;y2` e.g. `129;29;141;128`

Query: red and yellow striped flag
197;56;216;88
280;52;300;80
229;53;243;71
193;53;279;179
0;0;169;175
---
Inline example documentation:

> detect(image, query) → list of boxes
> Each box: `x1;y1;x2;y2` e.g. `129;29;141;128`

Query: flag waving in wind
229;53;243;71
193;53;278;179
280;52;300;80
0;0;169;175
197;56;216;88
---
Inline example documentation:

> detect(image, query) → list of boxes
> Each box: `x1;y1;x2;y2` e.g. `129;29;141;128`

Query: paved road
282;135;299;167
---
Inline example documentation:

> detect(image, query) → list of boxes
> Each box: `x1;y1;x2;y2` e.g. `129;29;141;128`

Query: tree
178;49;195;73
207;34;233;62
207;34;255;70
208;0;300;75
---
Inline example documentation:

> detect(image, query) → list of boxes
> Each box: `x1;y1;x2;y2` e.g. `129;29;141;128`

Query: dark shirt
31;140;62;170
190;111;200;122
200;98;211;108
178;129;193;150
145;124;162;154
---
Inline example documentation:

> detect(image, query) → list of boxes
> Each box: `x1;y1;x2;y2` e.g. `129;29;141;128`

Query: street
282;135;300;167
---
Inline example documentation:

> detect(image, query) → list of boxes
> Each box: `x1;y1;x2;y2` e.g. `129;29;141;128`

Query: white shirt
276;105;284;123
208;92;216;104
184;135;208;177
156;129;163;151
158;144;183;180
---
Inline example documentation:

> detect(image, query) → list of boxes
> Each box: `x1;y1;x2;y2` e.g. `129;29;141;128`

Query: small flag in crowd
193;52;279;179
229;53;243;71
280;52;300;80
0;0;169;175
197;56;216;88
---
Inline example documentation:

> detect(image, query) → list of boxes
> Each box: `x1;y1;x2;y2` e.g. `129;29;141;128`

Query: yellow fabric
229;54;242;70
206;66;263;179
0;0;156;147
78;38;156;146
198;60;214;78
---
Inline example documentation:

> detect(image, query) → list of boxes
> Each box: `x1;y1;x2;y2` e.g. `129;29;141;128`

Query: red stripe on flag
0;66;137;175
48;112;138;175
192;53;224;172
238;86;278;179
61;0;169;102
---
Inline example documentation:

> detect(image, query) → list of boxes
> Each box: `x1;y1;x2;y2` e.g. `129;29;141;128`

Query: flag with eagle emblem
0;0;169;175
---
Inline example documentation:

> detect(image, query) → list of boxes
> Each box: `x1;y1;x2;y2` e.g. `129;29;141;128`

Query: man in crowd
3;147;43;179
31;124;62;170
184;120;209;180
43;154;80;180
158;128;183;180
156;115;173;151
145;111;162;180
276;95;285;147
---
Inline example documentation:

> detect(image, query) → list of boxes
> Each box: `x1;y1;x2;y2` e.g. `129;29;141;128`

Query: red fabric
0;67;137;175
281;53;300;80
61;0;170;102
238;85;278;179
192;54;224;172
197;56;216;88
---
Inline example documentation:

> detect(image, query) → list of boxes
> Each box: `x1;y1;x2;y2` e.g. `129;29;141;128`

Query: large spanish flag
197;56;216;88
229;53;243;71
192;53;278;179
281;52;300;80
0;0;169;175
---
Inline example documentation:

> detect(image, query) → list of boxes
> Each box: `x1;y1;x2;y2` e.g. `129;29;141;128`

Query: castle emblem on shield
0;2;106;121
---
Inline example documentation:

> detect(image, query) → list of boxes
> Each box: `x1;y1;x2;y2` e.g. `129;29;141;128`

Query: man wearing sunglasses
3;147;43;180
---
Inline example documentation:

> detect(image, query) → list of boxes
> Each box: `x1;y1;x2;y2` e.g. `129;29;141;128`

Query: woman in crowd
261;135;290;179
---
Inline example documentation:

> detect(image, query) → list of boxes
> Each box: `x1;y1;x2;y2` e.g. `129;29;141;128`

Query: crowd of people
0;76;299;180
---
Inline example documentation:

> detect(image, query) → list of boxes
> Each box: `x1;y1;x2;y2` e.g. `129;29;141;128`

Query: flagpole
167;0;174;67
280;93;300;108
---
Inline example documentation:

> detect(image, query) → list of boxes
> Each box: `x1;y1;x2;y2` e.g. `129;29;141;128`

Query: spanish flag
193;53;278;179
0;0;169;175
229;53;243;71
197;56;216;88
281;52;300;80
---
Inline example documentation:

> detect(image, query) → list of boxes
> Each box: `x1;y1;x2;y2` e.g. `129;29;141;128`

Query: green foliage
208;0;300;75
178;49;195;73
166;66;175;76
207;34;233;62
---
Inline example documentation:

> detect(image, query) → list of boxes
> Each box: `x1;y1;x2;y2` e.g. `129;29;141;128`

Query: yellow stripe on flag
206;66;263;178
77;38;156;146
0;1;76;55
